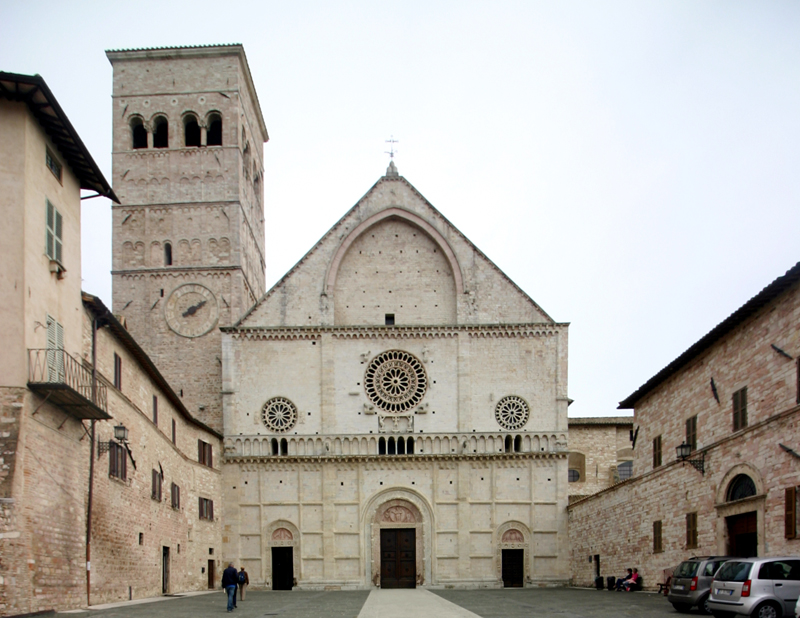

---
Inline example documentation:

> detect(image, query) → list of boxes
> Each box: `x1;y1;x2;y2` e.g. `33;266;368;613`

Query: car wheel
672;603;691;613
698;594;712;615
752;602;781;618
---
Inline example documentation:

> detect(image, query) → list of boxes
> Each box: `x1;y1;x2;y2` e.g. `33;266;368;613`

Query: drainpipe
86;315;98;606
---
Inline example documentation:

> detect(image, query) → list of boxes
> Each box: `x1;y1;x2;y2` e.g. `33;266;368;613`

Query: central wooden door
502;549;524;587
380;528;416;588
272;547;294;590
727;512;758;557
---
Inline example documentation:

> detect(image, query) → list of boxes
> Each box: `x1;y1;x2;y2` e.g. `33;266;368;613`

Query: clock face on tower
165;283;220;338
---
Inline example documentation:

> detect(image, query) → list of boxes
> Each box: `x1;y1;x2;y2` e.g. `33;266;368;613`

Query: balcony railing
225;431;568;458
28;348;110;420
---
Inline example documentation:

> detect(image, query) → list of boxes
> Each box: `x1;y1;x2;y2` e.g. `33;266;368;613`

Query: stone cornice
222;323;566;341
224;452;566;465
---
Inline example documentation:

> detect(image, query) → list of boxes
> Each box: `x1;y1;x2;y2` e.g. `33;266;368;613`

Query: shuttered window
114;353;122;390
46;315;64;381
686;512;698;549
653;520;663;553
686;415;697;452
198;439;213;468
653;435;662;469
109;442;127;481
199;497;214;520
153;395;158;425
151;469;162;501
786;487;797;539
172;419;176;445
45;200;63;263
733;387;748;431
171;483;180;510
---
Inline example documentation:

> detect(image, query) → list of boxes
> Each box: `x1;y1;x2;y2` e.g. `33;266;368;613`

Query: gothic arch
495;521;531;585
264;519;300;588
324;207;464;296
362;488;434;588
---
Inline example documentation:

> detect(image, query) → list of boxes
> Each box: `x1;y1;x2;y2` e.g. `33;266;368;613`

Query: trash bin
607;576;616;590
595;576;604;590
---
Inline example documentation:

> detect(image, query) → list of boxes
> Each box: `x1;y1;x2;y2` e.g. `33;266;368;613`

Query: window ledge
49;259;67;279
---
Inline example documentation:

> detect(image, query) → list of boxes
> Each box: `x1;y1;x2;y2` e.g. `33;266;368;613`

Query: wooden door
727;512;758;557
162;546;170;594
380;528;416;588
207;560;215;589
272;547;294;590
502;549;524;587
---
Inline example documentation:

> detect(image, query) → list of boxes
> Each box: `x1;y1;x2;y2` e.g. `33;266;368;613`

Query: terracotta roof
0;72;118;202
82;292;222;440
619;261;800;409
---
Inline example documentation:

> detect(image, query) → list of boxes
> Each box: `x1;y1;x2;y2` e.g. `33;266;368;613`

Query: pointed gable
235;166;553;329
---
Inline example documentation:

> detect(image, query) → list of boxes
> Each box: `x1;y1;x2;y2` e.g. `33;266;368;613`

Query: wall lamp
98;424;129;455
676;442;705;475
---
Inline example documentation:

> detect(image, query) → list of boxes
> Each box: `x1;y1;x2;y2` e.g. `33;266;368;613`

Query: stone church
108;44;570;590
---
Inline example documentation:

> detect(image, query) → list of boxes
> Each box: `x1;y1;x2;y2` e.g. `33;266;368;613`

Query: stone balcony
224;430;568;459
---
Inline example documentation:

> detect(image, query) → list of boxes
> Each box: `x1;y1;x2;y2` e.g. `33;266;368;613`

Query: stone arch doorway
364;490;433;588
496;521;531;587
265;520;300;590
715;464;765;557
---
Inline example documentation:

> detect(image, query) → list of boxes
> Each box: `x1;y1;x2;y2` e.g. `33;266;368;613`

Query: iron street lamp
676;442;705;475
98;423;128;455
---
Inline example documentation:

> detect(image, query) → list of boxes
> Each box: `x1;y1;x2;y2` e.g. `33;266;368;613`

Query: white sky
3;1;799;417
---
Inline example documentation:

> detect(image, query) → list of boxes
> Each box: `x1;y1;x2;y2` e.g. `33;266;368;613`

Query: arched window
131;117;147;149
378;437;386;455
388;437;396;455
397;437;405;455
184;115;201;147
207;113;222;146
407;437;414;454
271;438;279;456
727;474;757;502
504;435;512;452
280;438;288;456
164;242;172;266
153;116;168;148
568;469;581;482
568;452;586;483
514;435;522;453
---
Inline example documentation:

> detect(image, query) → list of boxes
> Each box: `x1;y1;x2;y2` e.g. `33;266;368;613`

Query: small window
653;435;662;469
46;148;62;182
184;115;201;147
686;512;698;549
153;395;158;425
45;200;63;264
733;387;748;431
618;461;633;481
109;441;127;480
151;469;163;501
568;469;580;482
139;532;144;545
686;415;697;452
114;353;122;390
199;497;214;521
568;452;586;482
153;116;169;148
786;487;797;539
198;439;213;467
131;117;147;149
171;483;180;510
164;242;173;266
727;474;757;502
171;419;176;445
207;114;222;146
653;520;663;553
385;313;395;326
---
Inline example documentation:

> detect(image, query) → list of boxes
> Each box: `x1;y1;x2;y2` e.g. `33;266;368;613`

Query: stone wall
567;418;633;499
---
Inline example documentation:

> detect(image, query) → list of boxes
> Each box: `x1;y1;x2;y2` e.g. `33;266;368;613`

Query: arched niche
264;519;300;588
363;489;434;588
326;209;463;326
495;521;532;586
714;463;766;556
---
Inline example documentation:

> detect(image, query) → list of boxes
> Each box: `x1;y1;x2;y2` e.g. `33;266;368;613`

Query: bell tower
107;45;268;431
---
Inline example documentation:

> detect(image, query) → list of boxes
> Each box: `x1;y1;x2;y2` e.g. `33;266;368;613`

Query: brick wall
567;418;633;499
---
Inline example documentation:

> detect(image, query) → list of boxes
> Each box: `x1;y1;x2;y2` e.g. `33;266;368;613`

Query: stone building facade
0;72;223;615
566;417;633;501
107;45;268;432
569;262;800;589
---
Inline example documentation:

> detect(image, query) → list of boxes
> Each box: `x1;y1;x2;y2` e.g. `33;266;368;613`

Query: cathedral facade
109;45;570;590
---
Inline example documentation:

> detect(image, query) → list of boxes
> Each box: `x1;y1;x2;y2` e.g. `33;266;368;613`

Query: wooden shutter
733;387;748;431
198;439;203;464
786;487;797;539
206;442;212;468
54;209;62;263
653;436;662;469
687;512;698;548
199;496;203;519
653;520;662;553
153;396;158;425
209;500;214;520
172;419;176;444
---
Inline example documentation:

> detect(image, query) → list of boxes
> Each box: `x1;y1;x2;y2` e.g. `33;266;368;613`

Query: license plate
716;589;733;596
673;584;684;590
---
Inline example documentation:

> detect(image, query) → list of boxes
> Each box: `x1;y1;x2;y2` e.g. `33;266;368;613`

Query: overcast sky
3;1;799;417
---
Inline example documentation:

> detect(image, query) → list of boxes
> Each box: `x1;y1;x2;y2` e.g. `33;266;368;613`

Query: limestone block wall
632;282;800;478
222;455;569;589
567;418;633;498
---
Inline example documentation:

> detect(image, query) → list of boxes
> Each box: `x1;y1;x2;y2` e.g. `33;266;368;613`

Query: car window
716;561;752;582
759;561;798;581
787;561;800;581
703;562;719;577
674;562;699;578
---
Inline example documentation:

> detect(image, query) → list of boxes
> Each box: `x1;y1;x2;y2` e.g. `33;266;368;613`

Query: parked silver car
669;556;735;614
708;557;800;618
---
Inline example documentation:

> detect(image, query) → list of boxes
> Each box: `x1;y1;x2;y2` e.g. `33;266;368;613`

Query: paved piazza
58;588;681;617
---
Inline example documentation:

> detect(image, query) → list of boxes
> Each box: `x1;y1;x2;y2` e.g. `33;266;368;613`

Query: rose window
364;350;427;413
261;397;298;432
495;395;530;430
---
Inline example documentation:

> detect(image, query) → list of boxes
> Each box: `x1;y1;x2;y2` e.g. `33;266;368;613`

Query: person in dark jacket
222;562;238;612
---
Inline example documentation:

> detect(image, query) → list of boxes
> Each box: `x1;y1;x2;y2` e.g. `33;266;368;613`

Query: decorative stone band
222;323;566;341
224;430;567;458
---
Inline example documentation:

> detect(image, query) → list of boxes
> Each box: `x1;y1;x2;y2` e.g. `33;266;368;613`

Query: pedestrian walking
238;566;249;601
222;562;238;612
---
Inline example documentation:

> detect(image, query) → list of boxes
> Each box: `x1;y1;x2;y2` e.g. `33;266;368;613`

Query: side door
763;560;800;615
